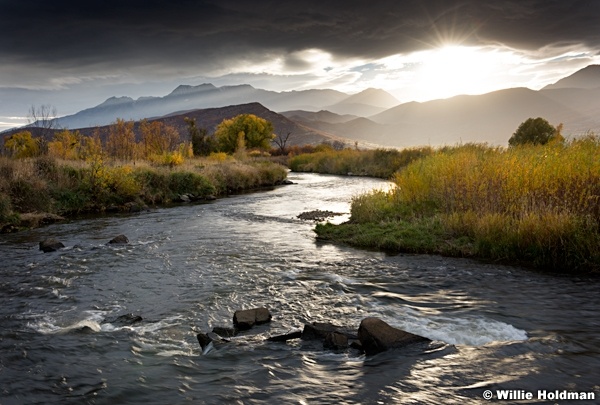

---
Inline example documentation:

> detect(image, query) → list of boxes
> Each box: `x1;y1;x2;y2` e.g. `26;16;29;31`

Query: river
1;173;598;404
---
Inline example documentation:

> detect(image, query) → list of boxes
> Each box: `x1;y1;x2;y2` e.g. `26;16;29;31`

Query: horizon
2;1;600;131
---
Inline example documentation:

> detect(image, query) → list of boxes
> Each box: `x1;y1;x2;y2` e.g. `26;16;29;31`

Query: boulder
233;307;272;330
323;332;348;350
301;322;356;340
178;194;191;203
212;326;237;338
197;331;230;353
108;234;129;244
39;238;65;253
124;201;147;212
196;332;212;351
358;317;430;355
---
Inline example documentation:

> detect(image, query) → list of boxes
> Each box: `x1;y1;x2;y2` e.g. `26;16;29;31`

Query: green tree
509;117;558;147
214;114;274;154
185;117;214;156
3;131;40;158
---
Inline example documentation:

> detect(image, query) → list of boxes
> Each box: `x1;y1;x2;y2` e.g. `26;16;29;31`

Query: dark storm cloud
1;0;599;78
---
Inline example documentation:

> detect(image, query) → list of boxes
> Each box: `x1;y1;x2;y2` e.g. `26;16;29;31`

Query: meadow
0;154;287;232
314;138;600;273
288;146;433;178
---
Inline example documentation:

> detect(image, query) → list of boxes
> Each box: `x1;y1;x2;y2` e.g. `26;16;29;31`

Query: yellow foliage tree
48;129;83;159
106;119;136;160
3;131;40;158
139;119;181;158
214;114;274;154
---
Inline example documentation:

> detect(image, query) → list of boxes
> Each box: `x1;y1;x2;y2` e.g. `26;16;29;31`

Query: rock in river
358;317;430;355
233;307;272;330
39;238;65;253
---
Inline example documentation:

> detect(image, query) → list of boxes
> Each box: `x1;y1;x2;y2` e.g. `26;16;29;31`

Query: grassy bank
0;155;287;232
315;139;600;273
289;147;433;178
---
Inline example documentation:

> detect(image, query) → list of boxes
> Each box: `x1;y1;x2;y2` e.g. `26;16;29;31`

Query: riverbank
0;155;288;232
310;140;600;273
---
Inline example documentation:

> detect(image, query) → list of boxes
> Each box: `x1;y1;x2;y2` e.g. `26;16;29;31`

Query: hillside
366;87;588;146
543;65;600;90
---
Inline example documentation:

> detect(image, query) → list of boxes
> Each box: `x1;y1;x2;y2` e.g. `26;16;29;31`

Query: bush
509;117;558;147
168;171;215;197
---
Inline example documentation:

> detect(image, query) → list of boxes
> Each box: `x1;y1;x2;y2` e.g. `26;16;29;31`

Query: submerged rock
323;331;348;350
212;326;237;338
358;317;430;355
301;322;357;340
197;331;231;353
267;330;303;342
233;307;272;330
39;238;65;253
297;210;344;221
103;313;143;326
108;234;129;244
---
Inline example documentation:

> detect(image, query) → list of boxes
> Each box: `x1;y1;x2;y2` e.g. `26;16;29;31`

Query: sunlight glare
416;45;497;99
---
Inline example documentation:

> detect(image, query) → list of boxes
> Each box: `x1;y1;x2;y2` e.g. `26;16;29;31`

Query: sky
1;0;600;130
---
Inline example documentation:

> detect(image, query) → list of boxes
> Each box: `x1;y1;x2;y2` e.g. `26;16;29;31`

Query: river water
1;173;599;404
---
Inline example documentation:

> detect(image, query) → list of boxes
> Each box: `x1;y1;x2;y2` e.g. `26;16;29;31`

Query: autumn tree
3;131;40;158
508;117;559;147
214;114;274;154
139;119;181;158
79;131;104;161
48;129;83;159
106;119;136;160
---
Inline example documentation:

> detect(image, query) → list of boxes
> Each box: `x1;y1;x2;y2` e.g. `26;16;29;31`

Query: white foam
28;309;108;334
388;314;528;346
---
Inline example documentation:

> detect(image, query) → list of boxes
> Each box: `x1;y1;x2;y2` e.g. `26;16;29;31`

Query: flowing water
1;173;598;404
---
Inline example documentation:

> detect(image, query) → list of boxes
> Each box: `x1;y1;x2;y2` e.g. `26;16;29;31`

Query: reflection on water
0;173;599;404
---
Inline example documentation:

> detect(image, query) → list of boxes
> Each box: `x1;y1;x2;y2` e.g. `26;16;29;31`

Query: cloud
2;0;600;89
0;0;599;125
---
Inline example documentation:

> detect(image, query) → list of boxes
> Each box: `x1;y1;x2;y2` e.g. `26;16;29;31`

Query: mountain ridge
12;64;600;148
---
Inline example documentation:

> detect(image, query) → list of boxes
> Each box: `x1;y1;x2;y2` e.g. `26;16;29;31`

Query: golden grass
322;138;600;272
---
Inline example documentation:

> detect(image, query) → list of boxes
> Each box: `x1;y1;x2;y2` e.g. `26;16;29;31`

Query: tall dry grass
330;138;600;272
289;147;433;178
0;155;287;230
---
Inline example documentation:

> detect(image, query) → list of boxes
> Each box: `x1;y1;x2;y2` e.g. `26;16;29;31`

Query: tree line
2;113;277;164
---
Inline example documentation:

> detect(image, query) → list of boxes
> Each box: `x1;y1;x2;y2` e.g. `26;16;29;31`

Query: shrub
509;117;558;147
168;171;215;197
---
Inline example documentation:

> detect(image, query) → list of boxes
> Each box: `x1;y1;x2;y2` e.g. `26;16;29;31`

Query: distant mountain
323;88;400;116
543;65;600;90
288;86;593;148
15;64;600;148
363;87;589;147
283;110;387;144
281;110;359;124
54;84;396;129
